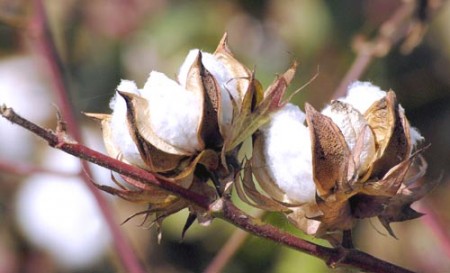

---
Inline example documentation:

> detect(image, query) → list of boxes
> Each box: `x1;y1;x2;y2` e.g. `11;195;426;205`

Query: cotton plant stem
203;210;265;273
215;199;415;273
0;106;416;273
28;1;146;273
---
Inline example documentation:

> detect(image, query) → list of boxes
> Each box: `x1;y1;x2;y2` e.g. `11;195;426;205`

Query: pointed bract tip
83;112;110;121
215;32;232;55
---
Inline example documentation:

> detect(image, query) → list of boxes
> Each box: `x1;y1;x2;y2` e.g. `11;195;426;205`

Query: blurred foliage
1;0;450;272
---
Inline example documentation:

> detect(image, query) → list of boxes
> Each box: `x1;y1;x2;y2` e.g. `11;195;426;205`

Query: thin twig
0;105;416;273
27;1;146;273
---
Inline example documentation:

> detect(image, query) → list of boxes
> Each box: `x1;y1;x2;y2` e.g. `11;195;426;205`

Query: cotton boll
109;80;145;167
261;103;316;203
142;71;202;153
340;81;386;114
15;150;110;270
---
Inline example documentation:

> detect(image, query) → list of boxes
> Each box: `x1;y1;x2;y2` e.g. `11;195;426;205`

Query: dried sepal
213;33;252;102
239;160;291;212
324;100;376;178
364;91;411;178
222;74;263;153
314;194;354;239
361;150;421;197
223;62;298;155
186;52;223;149
305;103;353;197
84;113;120;159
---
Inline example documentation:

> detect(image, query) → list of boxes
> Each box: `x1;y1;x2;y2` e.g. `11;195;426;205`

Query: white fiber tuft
340;81;386;114
261;103;316;203
142;71;202;152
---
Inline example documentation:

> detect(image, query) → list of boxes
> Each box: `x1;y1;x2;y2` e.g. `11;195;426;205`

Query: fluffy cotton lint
109;80;146;167
141;71;202;153
178;49;235;129
340;81;386;114
261;103;316;203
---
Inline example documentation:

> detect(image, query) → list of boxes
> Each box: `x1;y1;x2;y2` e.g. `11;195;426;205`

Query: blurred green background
1;0;450;272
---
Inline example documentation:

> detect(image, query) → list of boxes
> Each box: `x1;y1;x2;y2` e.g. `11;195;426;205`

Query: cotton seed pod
85;34;256;214
86;33;301;228
241;81;429;244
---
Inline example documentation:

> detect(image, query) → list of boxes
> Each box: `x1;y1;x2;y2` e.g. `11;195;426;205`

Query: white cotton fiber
340;81;386;114
261;103;316;203
142;71;203;153
109;80;146;167
398;105;425;147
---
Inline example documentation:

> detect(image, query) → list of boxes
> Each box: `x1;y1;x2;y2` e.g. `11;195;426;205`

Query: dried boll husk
241;82;430;244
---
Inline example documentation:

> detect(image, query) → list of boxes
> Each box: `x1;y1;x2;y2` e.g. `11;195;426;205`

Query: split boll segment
244;81;430;243
86;33;299;226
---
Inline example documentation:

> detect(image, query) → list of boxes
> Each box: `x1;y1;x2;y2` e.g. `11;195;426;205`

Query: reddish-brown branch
216;200;415;273
0;105;416;273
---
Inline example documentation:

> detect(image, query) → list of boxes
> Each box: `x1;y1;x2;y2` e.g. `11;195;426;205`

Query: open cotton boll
261;103;316;203
109;80;146;167
340;81;386;114
142;71;203;153
178;49;235;128
16;175;110;269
